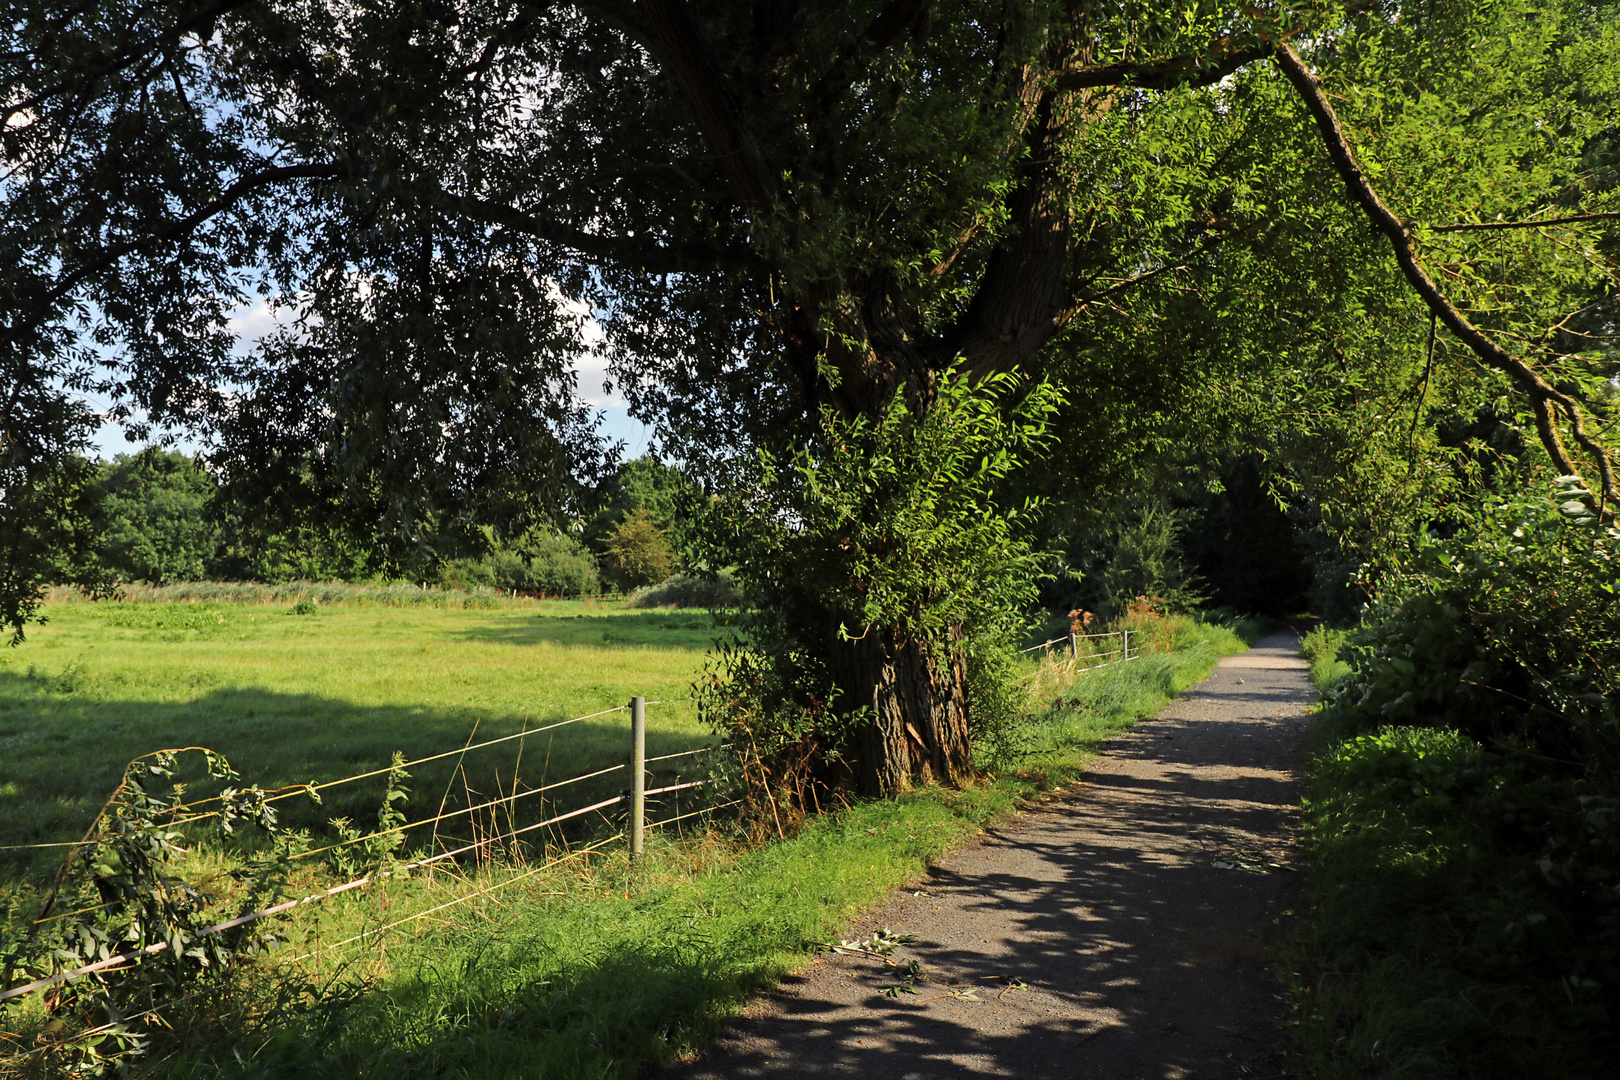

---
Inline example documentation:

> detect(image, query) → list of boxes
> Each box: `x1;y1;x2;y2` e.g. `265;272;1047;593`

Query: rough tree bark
832;622;973;796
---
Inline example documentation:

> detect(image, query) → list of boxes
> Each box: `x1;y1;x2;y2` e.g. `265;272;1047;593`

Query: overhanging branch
1432;212;1620;232
1274;41;1616;508
2;0;255;128
4;162;345;357
1054;44;1271;93
451;192;760;272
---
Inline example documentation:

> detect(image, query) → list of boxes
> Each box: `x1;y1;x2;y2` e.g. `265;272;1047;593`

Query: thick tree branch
4;162;344;357
1274;41;1617;507
637;0;774;208
942;84;1077;377
805;0;934;110
1054;43;1272;93
1432;212;1620;232
451;191;760;271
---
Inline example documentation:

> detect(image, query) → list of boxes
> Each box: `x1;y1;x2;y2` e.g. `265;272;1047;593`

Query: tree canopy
4;0;1618;788
97;448;220;583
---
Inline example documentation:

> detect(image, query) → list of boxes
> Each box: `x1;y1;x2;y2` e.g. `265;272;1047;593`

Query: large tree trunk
832;622;974;796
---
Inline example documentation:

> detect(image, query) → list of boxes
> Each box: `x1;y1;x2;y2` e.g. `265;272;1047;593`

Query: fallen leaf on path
1210;848;1297;873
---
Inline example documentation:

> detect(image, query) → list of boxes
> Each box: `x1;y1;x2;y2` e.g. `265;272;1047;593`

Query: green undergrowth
52;615;1260;1080
1292;651;1615;1078
1298;624;1351;696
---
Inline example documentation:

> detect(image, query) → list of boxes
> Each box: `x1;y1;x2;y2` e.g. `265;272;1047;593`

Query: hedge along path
665;629;1317;1080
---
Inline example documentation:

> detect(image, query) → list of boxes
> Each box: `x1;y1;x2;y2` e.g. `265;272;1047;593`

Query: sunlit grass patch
0;599;716;878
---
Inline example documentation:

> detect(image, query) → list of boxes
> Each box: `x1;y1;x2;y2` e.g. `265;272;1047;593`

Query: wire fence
1017;628;1139;685
3;622;1149;1033
3;832;631;1066
0;696;735;1016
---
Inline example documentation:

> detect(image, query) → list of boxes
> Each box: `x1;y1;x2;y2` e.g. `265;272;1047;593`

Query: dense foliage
98;449;220;584
438;527;603;595
3;0;1618;788
700;371;1055;799
600;509;675;591
1299;479;1620;1075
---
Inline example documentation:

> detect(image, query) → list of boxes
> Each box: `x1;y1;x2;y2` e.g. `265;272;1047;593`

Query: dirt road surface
664;629;1315;1080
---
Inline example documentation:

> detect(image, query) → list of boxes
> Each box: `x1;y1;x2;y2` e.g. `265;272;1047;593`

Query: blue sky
85;295;657;462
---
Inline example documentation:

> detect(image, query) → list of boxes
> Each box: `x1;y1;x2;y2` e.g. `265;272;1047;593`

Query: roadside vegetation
1292;487;1619;1079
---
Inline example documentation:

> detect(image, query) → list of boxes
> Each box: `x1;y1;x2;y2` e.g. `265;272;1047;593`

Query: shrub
628;571;741;609
1299;476;1620;1075
1330;476;1619;756
436;533;600;597
601;509;673;590
512;531;600;596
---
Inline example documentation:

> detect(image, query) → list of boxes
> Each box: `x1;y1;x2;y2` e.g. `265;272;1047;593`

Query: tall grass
1298;624;1351;695
47;579;552;608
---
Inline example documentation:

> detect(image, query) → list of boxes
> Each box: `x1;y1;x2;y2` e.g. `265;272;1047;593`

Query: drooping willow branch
1274;41;1617;509
1433;212;1620;233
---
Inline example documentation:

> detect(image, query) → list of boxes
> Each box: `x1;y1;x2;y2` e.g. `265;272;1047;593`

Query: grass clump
1298;624;1351;695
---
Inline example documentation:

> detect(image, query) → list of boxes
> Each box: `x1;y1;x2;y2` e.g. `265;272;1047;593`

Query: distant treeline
57;448;702;596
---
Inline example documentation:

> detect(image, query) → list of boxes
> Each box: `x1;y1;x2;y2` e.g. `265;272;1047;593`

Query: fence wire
4;700;714;1005
0;705;634;854
4;835;625;1063
1;793;630;1004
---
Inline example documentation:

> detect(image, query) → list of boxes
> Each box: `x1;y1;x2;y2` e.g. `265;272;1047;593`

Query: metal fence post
1122;629;1130;661
1068;632;1077;659
630;696;646;860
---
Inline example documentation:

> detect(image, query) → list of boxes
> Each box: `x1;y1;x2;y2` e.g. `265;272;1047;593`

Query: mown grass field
2;602;1261;1078
0;598;717;876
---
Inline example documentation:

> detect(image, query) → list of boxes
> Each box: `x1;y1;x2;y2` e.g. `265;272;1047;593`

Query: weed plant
1298;625;1351;695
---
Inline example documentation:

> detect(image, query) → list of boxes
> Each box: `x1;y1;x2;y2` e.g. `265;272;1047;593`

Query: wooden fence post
630;696;646;860
1068;632;1077;659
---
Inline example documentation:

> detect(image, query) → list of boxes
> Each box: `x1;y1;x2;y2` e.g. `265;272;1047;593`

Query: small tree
601;510;673;591
98;449;219;584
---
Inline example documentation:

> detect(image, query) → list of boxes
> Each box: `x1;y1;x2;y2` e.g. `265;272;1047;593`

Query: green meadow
0;598;717;874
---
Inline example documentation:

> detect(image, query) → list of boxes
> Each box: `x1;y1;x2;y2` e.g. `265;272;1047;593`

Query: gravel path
665;630;1316;1080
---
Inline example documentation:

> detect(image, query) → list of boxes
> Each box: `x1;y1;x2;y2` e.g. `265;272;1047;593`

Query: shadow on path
663;631;1316;1080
